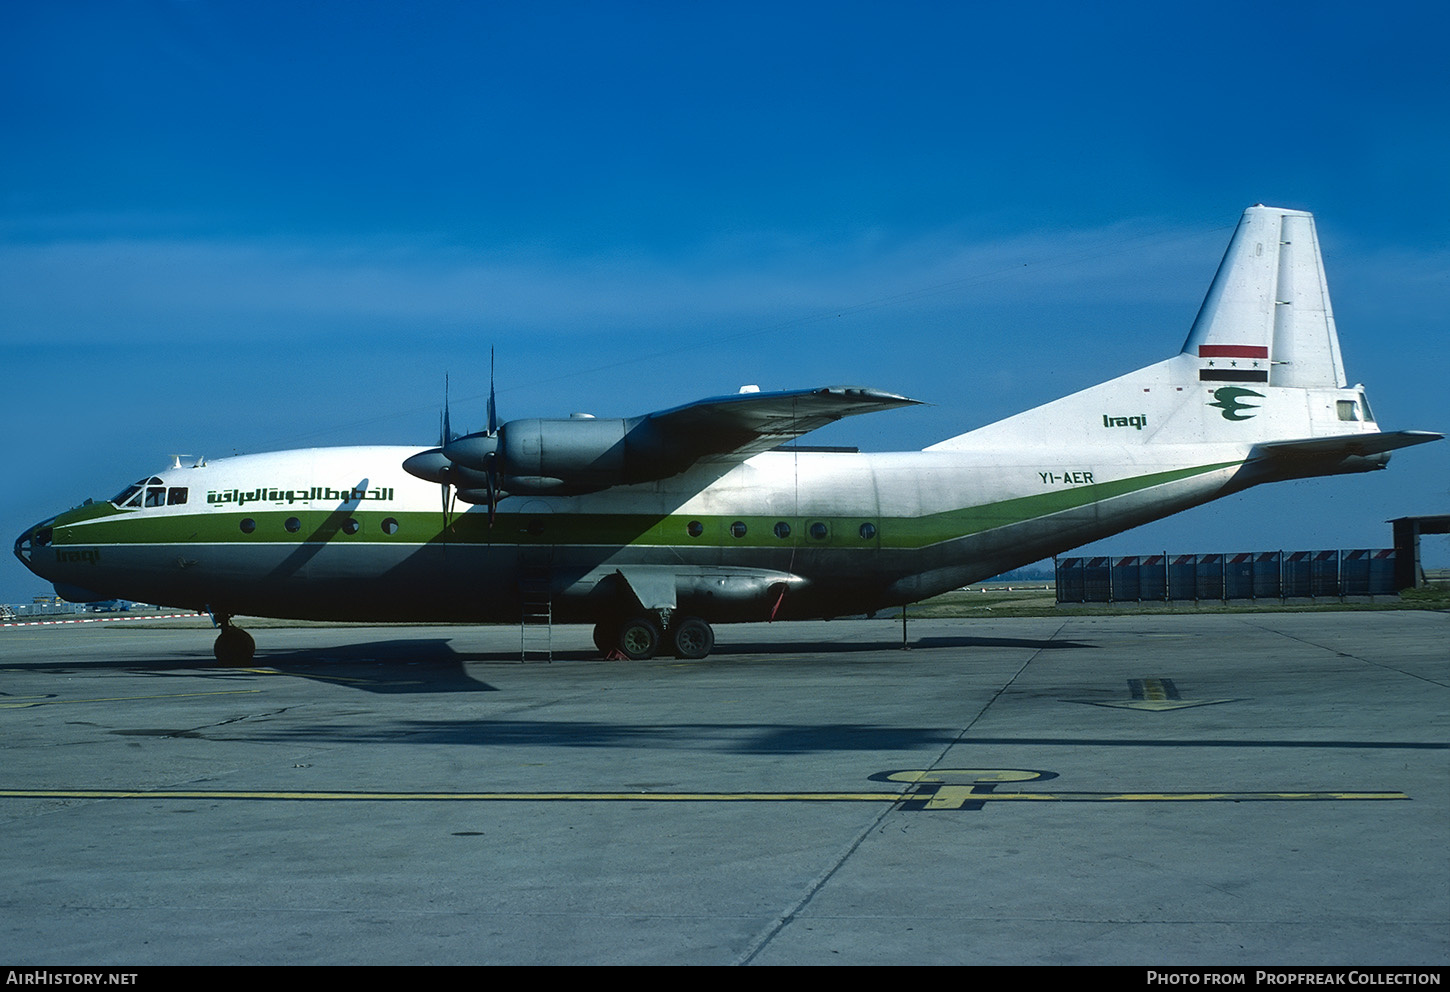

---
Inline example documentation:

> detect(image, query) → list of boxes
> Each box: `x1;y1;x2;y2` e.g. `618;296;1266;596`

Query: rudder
1181;205;1346;390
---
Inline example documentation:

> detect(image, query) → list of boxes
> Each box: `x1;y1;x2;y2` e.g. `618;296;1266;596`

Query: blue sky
3;0;1447;604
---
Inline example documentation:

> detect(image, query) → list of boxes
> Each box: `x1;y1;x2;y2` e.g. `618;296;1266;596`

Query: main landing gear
212;615;255;666
592;613;715;660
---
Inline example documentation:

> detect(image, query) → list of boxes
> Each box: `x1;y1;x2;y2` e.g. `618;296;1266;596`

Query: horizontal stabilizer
1251;430;1442;461
1244;430;1442;480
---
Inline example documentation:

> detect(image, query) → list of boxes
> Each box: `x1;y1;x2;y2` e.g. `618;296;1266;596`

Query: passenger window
773;521;792;539
809;522;829;541
730;521;747;538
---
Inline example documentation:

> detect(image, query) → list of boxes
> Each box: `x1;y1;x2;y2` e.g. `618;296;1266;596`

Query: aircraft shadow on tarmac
222;717;968;753
698;634;1096;655
219;632;1097;695
2;632;1096;699
197;719;1450;754
4;639;500;695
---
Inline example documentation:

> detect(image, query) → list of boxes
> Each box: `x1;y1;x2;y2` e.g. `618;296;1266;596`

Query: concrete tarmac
0;611;1445;966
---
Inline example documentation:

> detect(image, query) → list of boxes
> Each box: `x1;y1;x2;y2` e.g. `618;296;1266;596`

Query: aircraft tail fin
1181;204;1346;390
926;205;1399;453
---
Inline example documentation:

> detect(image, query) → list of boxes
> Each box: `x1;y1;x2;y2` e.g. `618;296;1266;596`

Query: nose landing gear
211;614;255;666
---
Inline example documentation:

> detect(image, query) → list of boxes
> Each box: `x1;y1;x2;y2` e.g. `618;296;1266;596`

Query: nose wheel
213;618;255;666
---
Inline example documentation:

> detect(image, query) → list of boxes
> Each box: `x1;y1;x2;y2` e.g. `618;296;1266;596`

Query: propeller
439;375;458;531
400;357;507;528
482;349;499;524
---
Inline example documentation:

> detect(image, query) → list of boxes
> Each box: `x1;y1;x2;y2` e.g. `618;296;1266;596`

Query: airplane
13;205;1441;664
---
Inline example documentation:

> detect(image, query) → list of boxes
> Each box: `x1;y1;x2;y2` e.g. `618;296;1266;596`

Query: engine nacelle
497;417;630;494
435;416;695;496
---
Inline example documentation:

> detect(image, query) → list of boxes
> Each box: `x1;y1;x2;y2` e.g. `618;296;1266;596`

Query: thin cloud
0;220;1243;346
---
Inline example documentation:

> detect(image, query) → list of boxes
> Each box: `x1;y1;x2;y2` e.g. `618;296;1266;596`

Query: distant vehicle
86;600;133;613
14;206;1440;663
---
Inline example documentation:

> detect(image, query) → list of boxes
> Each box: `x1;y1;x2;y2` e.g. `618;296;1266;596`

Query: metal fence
1055;549;1398;603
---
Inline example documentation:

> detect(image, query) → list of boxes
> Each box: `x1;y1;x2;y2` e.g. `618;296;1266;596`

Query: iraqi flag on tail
1198;344;1269;383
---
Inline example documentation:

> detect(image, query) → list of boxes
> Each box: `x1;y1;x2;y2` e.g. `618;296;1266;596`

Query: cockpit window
112;477;170;508
167;487;188;506
112;482;144;507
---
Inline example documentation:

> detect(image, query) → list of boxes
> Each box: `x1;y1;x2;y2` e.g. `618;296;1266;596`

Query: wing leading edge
642;385;922;460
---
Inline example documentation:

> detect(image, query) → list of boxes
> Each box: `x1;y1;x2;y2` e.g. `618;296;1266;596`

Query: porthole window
730;521;748;538
809;522;829;541
239;518;256;534
342;518;360;535
773;521;791;539
687;520;703;538
381;517;399;535
858;522;877;540
284;517;302;533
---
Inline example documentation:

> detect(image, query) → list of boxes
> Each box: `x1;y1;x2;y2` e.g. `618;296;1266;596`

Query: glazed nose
14;519;55;571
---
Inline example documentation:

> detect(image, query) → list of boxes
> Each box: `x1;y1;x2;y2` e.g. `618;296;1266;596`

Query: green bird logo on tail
1209;386;1264;421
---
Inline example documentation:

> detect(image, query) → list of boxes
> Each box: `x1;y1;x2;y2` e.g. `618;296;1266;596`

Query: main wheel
669;616;714;659
616;616;660;660
213;625;255;665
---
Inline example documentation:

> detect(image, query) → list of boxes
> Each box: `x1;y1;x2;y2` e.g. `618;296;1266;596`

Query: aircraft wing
639;386;922;460
414;384;923;500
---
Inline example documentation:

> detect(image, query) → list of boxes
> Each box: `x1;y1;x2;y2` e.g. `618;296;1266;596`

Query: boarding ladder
518;576;553;663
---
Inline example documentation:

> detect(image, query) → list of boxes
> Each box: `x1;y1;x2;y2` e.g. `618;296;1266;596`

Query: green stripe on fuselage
52;461;1240;551
900;460;1241;548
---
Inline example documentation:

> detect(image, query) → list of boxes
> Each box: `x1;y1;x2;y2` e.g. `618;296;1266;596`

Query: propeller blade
487;348;498;436
443;373;454;444
486;459;498;527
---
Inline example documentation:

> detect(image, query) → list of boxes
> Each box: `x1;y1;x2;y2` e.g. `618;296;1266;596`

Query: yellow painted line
0;789;903;801
0;788;1409;804
944;791;1409;802
0;690;262;709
